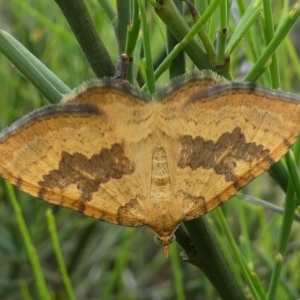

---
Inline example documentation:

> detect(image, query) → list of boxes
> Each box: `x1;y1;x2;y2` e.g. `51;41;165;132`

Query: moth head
154;233;176;257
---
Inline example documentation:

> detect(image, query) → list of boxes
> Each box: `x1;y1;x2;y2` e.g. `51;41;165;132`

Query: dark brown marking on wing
181;190;208;214
283;138;291;148
74;201;86;213
116;198;142;226
178;127;273;182
38;144;135;201
16;177;23;188
38;187;46;200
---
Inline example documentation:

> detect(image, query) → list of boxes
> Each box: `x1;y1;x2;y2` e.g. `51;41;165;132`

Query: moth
1;71;300;256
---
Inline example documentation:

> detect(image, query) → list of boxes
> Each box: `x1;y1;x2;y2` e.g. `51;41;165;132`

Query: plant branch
54;0;115;78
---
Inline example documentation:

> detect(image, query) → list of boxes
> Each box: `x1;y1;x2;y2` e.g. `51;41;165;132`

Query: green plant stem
225;0;262;57
183;217;247;300
262;0;280;88
183;0;216;62
125;0;141;83
167;0;185;79
235;0;246;13
125;0;141;57
97;0;122;56
146;0;160;7
152;0;222;81
129;29;143;84
137;0;155;94
285;150;300;204
268;160;288;192
116;0;131;53
175;224;198;259
54;0;115;78
0;30;68;103
266;180;298;300
169;245;186;300
214;208;265;300
5;182;51;300
152;0;217;71
255;245;300;299
215;0;227;67
167;29;186;78
250;271;267;298
97;0;116;21
46;210;76;300
283;38;300;85
197;28;216;64
237;205;252;260
244;3;300;82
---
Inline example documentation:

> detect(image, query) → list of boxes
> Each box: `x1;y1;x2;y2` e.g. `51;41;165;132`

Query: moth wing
160;81;300;219
0;84;154;227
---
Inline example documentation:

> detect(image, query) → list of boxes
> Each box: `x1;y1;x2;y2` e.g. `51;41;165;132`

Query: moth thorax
151;146;171;197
